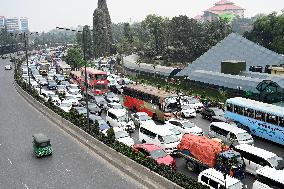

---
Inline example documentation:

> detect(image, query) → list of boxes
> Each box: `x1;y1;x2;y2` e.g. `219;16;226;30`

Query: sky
0;0;283;32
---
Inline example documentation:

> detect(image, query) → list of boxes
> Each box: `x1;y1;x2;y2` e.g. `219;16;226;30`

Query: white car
67;90;82;100
165;118;203;136
37;78;48;86
63;94;79;106
105;92;120;103
181;96;204;112
57;101;73;112
4;65;12;70
106;108;135;132
113;127;134;147
181;105;196;118
67;84;80;92
42;91;60;103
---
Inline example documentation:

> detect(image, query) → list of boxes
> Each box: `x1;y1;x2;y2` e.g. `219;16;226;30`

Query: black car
47;80;58;90
89;115;110;135
109;84;123;94
201;107;225;121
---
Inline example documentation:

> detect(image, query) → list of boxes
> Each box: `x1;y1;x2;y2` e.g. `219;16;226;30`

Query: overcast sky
1;0;283;32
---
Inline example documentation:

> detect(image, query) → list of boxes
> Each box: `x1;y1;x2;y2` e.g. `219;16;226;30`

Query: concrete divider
14;82;183;189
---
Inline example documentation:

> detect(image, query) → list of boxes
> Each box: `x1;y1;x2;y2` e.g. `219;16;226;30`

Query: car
93;96;108;110
130;112;155;128
48;70;56;77
113;127;134;147
47;80;57;90
180;105;196;118
105;92;120;103
66;90;82;100
57;101;72;112
181;96;204;112
89;115;110;135
67;84;80;93
74;106;87;116
109;84;123;94
53;74;65;84
63;94;79;106
165;118;203;136
32;133;53;157
106;108;135;132
37;78;48;86
88;103;102;115
133;144;176;169
42;91;60;103
201;107;225;121
56;85;67;95
60;81;70;88
4;65;12;70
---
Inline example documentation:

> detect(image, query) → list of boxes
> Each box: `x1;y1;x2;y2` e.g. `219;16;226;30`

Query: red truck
177;134;245;179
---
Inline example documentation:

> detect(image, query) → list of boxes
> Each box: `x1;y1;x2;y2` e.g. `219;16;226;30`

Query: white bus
225;97;284;145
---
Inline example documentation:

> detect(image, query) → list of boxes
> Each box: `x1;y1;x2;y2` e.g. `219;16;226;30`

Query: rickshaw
32;133;53;157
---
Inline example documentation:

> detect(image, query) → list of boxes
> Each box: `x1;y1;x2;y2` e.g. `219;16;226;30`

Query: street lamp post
23;32;31;86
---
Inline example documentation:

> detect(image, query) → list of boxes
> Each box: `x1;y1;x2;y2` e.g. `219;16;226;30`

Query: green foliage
244;12;284;54
66;48;84;70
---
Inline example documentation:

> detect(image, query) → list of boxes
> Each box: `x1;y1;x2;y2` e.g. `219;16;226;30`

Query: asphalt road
0;58;145;189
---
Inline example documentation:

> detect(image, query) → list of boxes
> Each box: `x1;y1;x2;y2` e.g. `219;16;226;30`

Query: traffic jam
15;47;284;189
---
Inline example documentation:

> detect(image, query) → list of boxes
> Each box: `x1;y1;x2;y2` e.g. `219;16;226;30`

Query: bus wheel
142;140;146;144
186;161;196;172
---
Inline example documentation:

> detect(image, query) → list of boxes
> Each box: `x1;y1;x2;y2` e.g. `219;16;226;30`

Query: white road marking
66;169;70;172
8;158;12;165
24;184;29;189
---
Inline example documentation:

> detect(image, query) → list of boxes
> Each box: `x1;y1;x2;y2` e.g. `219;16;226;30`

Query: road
0;58;145;189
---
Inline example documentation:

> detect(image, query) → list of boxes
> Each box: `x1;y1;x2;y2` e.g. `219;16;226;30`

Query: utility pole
82;28;90;132
24;32;31;86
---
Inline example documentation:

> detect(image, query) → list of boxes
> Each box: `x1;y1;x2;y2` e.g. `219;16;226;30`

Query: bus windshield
94;84;107;90
95;74;107;80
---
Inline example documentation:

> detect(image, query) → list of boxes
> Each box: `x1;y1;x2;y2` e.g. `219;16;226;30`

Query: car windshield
162;135;179;144
38;141;50;148
183;121;196;128
70;85;79;89
213;109;224;116
139;115;151;121
57;85;65;89
70;90;80;95
150;149;167;159
65;96;75;100
188;98;200;104
99;122;109;130
112;104;123;109
57;76;64;80
49;81;56;85
118;114;128;122
107;93;116;98
182;106;193;110
267;156;284;170
115;131;129;139
237;133;253;141
169;128;181;136
61;102;71;107
48;93;57;97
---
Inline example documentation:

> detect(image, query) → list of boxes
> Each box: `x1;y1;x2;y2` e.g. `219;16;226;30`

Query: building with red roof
195;0;245;22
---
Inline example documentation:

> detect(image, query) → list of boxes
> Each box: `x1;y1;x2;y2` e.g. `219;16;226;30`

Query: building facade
5;17;28;32
0;16;5;29
195;0;245;22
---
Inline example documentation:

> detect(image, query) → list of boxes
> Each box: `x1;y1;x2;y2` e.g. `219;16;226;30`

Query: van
106;108;135;132
198;168;244;189
234;144;284;175
162;124;183;141
208;122;254;147
252;166;284;189
139;122;180;154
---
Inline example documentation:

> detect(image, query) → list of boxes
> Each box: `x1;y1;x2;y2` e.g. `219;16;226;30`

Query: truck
38;61;50;76
177;134;246;179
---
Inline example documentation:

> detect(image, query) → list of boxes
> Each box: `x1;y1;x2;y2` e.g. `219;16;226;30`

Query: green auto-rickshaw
32;133;53;157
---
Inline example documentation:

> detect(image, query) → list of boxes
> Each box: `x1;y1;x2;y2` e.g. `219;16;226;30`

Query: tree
65;48;84;70
244;12;284;54
83;25;93;60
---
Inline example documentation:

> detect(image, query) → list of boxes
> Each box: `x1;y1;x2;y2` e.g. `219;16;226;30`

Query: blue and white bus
225;97;284;145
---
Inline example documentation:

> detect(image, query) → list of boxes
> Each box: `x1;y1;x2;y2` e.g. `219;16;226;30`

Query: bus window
234;105;244;115
244;108;254;118
226;103;233;112
278;117;284;127
255;111;262;120
266;114;278;125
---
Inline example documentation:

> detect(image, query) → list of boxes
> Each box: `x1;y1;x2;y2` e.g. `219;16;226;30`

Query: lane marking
8;158;12;165
24;184;29;189
66;169;70;172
